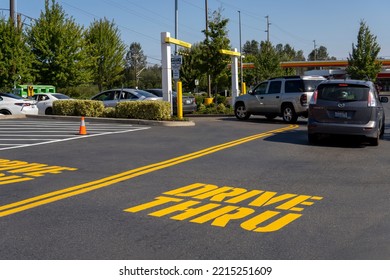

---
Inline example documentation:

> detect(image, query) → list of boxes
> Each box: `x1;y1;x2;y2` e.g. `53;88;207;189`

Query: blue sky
2;0;390;65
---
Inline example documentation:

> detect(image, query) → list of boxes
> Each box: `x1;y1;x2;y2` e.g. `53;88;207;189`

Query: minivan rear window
317;84;369;101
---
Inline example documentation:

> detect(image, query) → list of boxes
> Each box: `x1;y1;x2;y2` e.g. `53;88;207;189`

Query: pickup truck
234;75;326;123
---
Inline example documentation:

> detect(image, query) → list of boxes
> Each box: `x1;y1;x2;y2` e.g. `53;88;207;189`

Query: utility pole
175;0;178;55
238;11;243;91
205;0;211;98
10;0;15;25
313;40;317;61
265;15;271;43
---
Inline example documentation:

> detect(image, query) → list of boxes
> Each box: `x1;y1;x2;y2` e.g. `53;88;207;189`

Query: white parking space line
0;120;150;151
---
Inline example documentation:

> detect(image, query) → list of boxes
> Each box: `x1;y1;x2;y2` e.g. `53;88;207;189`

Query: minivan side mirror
380;96;389;103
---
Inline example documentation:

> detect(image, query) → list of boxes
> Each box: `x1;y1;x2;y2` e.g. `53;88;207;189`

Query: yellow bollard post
177;81;183;120
241;82;247;95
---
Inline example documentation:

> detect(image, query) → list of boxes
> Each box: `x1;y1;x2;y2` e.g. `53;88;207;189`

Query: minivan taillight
368;91;377;107
310;90;318;105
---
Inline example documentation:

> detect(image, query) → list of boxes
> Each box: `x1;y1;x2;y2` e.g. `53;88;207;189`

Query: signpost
161;32;190;117
171;55;182;81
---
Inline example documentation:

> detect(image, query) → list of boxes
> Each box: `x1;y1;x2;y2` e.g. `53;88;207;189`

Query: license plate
334;111;348;118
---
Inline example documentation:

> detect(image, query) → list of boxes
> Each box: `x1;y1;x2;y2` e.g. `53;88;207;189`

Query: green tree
0;18;34;91
254;41;284;81
275;43;305;76
180;43;205;92
28;0;91;88
308;45;335;61
241;53;258;87
201;8;231;96
124;42;147;88
141;64;162;89
242;40;259;55
85;18;126;91
346;20;382;81
275;43;305;62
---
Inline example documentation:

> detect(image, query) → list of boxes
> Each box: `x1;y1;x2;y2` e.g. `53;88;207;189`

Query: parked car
30;93;71;115
308;79;388;146
0;92;38;115
234;75;326;123
91;88;162;107
144;89;196;114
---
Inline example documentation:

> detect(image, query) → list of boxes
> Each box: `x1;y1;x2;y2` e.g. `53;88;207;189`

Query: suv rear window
285;80;322;93
317;84;369;101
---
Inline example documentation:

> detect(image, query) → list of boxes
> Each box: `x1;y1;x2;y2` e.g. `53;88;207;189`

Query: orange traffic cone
78;116;88;135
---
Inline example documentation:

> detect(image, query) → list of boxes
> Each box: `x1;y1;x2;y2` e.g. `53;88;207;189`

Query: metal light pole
205;0;211;98
238;11;243;93
175;0;178;54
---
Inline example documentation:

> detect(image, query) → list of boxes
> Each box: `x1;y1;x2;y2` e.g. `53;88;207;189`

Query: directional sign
171;55;182;67
172;68;180;80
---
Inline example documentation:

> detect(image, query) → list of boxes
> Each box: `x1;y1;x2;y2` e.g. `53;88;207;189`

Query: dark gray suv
308;79;388;145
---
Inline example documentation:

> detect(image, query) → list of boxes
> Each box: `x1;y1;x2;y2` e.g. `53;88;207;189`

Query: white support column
231;48;239;106
161;32;173;107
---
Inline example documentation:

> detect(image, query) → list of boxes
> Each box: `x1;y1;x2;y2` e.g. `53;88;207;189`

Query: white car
30;93;71;115
0;93;38;115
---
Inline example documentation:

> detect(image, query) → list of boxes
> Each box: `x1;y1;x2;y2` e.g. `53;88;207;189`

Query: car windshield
317;84;369;101
0;93;24;100
52;93;70;99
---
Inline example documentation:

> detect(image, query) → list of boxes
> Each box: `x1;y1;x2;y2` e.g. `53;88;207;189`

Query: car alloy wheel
234;103;250;120
282;105;298;123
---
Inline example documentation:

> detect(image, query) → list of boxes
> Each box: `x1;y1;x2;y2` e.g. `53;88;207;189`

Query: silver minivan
308;79;388;146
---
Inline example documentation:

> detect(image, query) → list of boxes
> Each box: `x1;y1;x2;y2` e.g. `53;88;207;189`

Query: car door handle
275;96;280;99
260;97;264;99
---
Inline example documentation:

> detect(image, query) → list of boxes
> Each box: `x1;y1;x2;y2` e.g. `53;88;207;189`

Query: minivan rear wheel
369;131;379;146
308;133;319;145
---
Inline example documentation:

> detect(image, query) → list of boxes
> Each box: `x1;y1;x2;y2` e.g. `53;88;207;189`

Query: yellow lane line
0;125;298;217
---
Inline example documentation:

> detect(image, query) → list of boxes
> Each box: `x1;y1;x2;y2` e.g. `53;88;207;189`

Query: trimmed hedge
53;100;105;117
52;99;172;120
115;101;171;120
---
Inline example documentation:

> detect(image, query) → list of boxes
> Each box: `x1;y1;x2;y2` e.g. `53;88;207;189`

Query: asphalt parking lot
0;117;150;151
0;107;389;260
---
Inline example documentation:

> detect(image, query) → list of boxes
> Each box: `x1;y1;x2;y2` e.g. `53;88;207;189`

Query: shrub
102;107;116;118
52;100;104;117
217;103;226;113
197;103;207;113
215;94;226;105
115;101;171;120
